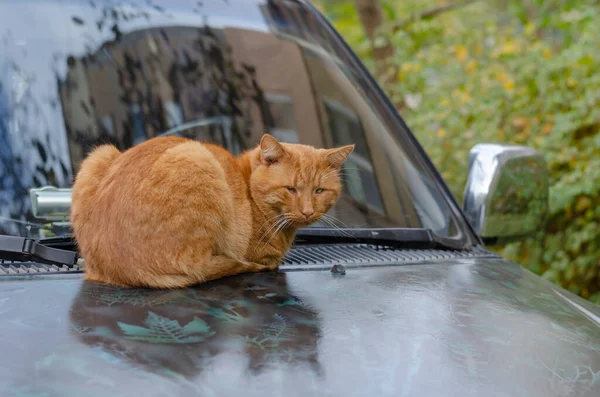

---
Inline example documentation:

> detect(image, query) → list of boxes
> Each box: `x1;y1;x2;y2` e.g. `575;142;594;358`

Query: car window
0;0;461;240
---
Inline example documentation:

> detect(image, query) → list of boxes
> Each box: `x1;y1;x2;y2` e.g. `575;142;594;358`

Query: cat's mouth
288;214;321;228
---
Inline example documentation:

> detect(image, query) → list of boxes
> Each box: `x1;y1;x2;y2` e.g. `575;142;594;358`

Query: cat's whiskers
333;173;361;180
321;168;360;180
258;213;286;234
320;217;352;239
320;170;338;181
256;215;286;245
321;214;355;239
256;214;287;248
256;219;284;250
320;171;361;184
323;213;352;228
261;216;292;249
257;214;292;248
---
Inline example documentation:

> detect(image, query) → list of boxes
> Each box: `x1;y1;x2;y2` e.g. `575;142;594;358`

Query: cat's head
249;134;354;228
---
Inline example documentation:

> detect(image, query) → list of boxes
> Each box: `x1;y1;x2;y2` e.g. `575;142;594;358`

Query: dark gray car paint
1;257;600;397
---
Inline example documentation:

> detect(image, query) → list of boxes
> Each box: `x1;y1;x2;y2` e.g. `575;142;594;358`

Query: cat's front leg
199;255;277;283
136;256;274;288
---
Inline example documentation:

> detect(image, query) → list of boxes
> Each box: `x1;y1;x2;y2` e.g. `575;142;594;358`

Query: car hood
1;256;599;397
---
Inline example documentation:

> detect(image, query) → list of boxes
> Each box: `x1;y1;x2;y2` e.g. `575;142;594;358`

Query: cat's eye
315;188;324;194
286;186;297;194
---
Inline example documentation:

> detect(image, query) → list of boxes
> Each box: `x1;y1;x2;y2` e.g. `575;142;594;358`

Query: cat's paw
263;261;281;271
261;257;283;271
243;261;271;273
247;261;280;272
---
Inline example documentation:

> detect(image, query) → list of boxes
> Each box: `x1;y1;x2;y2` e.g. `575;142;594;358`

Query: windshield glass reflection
0;0;460;239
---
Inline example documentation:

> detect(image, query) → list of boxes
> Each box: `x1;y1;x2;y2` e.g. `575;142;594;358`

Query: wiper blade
0;235;78;266
294;228;471;251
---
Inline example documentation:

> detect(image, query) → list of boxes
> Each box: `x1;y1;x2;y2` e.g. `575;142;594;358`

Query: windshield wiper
0;227;470;268
294;228;471;251
0;235;78;266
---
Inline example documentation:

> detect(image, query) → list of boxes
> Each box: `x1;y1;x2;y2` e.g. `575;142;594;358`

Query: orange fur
70;134;354;288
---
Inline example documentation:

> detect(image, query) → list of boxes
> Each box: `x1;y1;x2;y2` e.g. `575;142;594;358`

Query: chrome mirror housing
462;144;549;243
29;186;72;222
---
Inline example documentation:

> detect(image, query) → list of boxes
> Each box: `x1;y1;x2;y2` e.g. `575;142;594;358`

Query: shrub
323;0;600;301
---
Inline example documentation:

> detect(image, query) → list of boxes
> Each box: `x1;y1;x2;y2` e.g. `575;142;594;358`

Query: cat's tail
71;144;121;222
70;144;121;281
75;144;121;187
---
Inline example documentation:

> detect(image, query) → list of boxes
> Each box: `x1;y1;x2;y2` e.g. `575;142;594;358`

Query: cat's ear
260;134;286;165
324;144;354;168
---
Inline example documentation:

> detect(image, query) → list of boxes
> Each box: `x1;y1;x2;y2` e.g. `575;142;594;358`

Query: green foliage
323;0;600;301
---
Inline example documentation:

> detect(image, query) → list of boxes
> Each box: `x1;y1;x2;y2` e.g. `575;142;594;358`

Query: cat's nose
301;209;315;218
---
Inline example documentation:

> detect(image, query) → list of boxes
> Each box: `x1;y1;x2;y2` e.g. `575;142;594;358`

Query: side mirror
29;186;72;222
462;144;549;244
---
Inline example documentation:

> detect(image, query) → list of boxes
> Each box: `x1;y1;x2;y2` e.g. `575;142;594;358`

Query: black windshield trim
295;228;472;251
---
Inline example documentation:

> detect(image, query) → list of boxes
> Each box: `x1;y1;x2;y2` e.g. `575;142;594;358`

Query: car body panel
1;257;599;397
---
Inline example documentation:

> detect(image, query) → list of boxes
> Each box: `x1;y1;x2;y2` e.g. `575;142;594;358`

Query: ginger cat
71;134;353;288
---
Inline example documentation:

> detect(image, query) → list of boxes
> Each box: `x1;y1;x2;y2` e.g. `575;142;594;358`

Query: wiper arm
0;235;78;266
294;228;471;251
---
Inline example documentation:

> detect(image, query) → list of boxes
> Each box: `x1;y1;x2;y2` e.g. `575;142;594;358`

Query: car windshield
0;0;467;241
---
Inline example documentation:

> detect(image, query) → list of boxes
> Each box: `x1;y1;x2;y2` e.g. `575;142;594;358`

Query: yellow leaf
454;45;468;63
500;41;519;55
567;77;577;88
459;91;472;104
435;111;449;120
541;124;553;135
515;132;528;143
476;44;483;56
534;136;543;146
465;60;477;73
437;128;447;138
542;48;552;59
525;23;536;36
496;71;508;82
569;157;577;168
511;117;528;129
